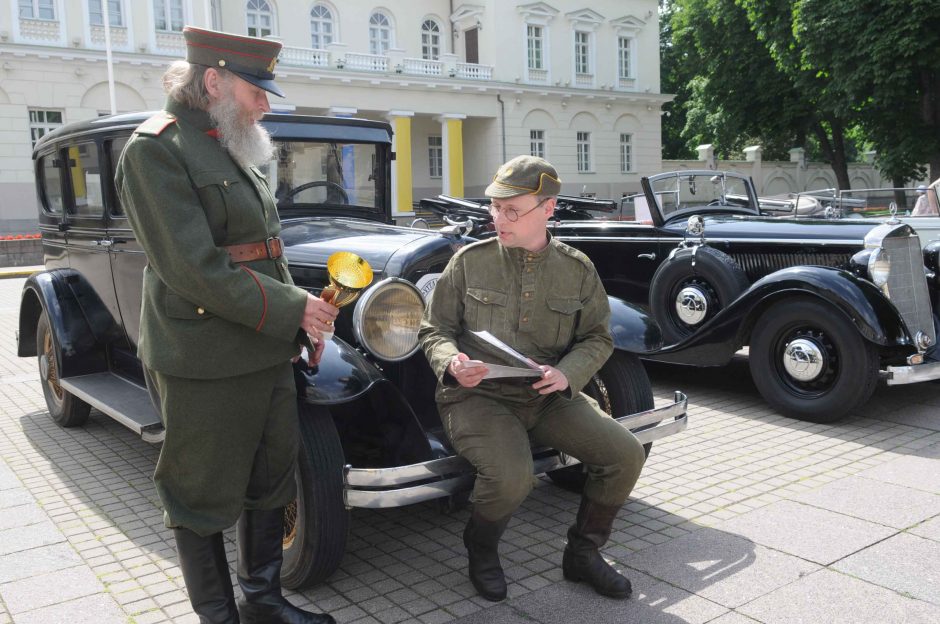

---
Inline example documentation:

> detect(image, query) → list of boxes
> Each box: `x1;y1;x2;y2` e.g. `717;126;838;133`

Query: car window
108;136;130;216
66;142;104;219
836;189;935;218
265;140;380;212
39;152;65;215
651;174;754;217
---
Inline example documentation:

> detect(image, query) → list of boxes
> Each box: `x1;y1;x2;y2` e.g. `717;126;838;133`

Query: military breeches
149;361;299;536
441;392;646;520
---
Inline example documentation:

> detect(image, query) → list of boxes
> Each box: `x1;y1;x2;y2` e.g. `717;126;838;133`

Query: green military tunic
420;236;645;519
116;98;308;535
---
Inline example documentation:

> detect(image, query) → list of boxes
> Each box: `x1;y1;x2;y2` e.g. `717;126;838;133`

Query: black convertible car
423;169;940;423
18;112;687;588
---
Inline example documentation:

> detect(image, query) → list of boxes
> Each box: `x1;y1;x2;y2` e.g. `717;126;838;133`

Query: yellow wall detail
446;118;464;198
392;115;413;215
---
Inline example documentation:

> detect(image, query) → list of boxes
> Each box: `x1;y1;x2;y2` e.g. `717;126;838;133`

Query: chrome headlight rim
352;277;423;362
867;246;890;289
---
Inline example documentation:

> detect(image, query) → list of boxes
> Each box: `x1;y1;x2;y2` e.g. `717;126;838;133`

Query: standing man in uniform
116;27;337;624
419;156;647;602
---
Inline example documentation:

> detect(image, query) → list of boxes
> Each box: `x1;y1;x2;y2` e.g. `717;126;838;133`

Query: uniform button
523;292;531;298
223;180;229;188
196;307;205;315
527;268;533;273
483;296;489;302
522;317;529;322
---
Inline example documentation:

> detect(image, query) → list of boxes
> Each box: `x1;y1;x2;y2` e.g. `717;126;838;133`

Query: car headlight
868;246;890;289
352;278;424;361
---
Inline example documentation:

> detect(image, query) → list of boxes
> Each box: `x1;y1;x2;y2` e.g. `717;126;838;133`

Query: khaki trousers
149;361;299;536
441;391;646;520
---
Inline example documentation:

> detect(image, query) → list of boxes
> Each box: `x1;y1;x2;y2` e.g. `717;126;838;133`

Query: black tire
280;403;349;589
36;311;91;427
650;246;749;345
749;297;880;423
546;352;655;493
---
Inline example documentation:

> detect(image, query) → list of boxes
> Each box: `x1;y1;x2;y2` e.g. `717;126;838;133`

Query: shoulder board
135;112;177;137
456;238;497;256
555;239;591;263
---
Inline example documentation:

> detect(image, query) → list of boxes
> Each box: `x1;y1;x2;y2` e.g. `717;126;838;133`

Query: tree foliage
796;0;940;183
661;0;940;187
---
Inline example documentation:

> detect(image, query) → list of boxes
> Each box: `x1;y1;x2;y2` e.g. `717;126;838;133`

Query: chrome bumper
343;391;688;509
885;360;940;385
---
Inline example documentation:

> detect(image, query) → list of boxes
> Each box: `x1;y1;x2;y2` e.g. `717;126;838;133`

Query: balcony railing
90;24;128;48
280;46;330;68
344;52;388;72
618;76;636;90
18;17;61;43
455;62;492;81
154;31;184;55
575;72;594;87
527;68;548;83
401;57;443;76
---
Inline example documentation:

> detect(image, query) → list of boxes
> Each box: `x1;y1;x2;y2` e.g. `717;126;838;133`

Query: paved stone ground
1;274;939;623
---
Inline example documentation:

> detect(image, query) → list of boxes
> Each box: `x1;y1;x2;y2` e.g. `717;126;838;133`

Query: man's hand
449;353;489;388
302;293;339;336
532;364;569;395
306;333;326;366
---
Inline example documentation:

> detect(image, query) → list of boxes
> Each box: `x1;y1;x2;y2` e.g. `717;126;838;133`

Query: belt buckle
264;237;280;259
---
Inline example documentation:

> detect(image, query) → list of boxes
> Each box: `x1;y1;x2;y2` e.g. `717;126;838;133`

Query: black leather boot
562;498;632;599
236;508;336;624
173;528;240;623
463;511;511;601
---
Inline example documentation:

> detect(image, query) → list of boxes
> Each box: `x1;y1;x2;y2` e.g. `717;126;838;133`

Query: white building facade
0;0;668;232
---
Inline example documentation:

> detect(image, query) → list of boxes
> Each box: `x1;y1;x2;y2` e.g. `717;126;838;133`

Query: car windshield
835;188;939;218
260;140;381;213
650;173;754;218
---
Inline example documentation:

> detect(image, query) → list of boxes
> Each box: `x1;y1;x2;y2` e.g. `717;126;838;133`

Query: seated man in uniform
419;155;647;602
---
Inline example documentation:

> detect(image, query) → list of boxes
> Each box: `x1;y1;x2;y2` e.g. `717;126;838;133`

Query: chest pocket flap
467;287;508;307
547;297;583;315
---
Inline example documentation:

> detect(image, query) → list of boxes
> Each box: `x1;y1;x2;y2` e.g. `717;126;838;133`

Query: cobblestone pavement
1;275;940;623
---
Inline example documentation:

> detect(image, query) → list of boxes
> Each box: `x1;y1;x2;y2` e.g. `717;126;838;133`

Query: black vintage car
17;112;687;588
424;169;940;423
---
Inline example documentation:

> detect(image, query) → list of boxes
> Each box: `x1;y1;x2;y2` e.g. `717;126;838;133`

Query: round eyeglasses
488;197;549;222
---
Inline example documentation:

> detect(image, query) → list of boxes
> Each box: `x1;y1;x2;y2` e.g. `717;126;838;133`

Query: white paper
469;330;541;370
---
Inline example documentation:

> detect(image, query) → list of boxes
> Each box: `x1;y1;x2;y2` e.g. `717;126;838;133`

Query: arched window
310;4;334;49
421;19;441;60
246;0;273;38
369;12;392;56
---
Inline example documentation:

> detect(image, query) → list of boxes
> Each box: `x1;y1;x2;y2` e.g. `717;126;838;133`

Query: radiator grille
730;252;853;281
882;235;936;348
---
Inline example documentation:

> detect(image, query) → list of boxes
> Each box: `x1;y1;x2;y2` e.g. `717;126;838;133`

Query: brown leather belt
225;237;283;263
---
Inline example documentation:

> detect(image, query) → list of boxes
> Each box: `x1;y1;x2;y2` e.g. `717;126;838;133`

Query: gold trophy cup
318;251;373;340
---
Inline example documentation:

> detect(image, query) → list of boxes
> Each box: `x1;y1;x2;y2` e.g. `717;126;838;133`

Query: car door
104;134;147;352
61;138;126;346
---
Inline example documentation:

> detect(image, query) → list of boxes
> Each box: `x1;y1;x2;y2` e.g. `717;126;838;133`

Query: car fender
608;295;664;354
18;269;109;377
650;266;909;365
294;335;387;405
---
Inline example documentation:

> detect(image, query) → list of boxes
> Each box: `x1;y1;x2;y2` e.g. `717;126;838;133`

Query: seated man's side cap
183;26;285;98
485;155;562;198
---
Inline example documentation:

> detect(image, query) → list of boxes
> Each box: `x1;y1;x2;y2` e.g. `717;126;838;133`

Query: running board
59;373;165;443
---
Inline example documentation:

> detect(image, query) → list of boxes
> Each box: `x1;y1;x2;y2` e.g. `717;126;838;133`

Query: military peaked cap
485;155;562;198
183;26;285;97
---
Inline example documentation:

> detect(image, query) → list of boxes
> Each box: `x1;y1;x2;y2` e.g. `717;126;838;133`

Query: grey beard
208;96;275;168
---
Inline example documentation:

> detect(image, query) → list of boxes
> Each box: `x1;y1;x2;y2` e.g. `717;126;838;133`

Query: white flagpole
102;0;117;114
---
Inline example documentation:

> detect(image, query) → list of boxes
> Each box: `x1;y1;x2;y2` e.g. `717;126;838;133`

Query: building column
438;113;466;197
387;110;414;217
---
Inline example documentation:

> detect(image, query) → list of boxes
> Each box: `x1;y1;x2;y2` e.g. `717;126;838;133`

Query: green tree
664;0;857;188
796;0;940;184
